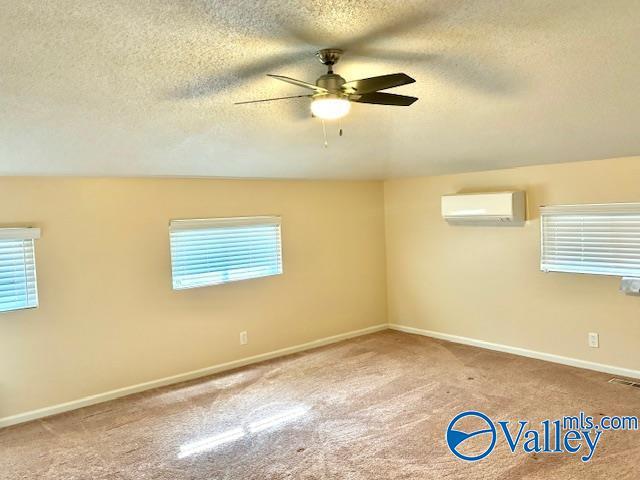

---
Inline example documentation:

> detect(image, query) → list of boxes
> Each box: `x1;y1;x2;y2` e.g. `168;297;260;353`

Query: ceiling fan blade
350;92;418;106
267;74;327;93
342;73;415;94
170;50;311;100
234;94;313;105
349;49;519;95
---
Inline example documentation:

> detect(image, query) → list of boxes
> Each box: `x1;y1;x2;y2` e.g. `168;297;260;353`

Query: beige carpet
1;331;639;479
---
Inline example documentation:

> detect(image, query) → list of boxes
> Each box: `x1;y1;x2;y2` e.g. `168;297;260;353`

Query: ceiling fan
235;49;418;120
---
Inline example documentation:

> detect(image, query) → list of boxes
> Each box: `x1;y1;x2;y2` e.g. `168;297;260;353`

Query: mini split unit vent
441;191;526;226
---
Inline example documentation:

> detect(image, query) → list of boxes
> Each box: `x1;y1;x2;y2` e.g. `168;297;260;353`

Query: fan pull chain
339;120;343;137
322;120;328;148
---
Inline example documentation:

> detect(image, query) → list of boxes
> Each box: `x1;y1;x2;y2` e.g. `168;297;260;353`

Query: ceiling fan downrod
315;48;343;74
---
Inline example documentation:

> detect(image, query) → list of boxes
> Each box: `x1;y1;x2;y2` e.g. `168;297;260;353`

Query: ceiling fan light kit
236;48;418;123
310;95;351;120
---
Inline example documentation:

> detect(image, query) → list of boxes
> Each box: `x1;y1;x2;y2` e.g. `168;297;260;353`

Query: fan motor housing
316;73;346;93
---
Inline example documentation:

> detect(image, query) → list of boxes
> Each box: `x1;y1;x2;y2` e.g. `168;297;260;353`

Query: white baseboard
5;322;637;429
0;324;387;429
388;323;640;380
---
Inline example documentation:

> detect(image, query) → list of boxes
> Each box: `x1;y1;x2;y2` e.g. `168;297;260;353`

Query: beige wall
385;156;640;372
0;178;387;418
5;156;640;420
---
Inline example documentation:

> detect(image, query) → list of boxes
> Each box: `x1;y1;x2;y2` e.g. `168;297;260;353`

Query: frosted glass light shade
310;97;351;120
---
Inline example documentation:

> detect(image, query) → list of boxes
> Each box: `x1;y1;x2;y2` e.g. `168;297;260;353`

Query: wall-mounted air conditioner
441;191;526;226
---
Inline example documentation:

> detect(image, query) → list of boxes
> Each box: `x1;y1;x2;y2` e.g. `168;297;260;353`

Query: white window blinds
0;228;40;313
541;203;640;277
169;216;282;290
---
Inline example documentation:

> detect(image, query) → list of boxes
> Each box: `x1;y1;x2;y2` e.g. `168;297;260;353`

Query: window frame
0;227;41;313
540;203;640;278
169;216;283;290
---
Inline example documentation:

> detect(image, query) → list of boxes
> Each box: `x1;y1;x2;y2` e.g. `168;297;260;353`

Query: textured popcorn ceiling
1;0;639;179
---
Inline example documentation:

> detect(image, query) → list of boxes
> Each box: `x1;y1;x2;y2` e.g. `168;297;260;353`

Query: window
0;228;40;313
541;203;640;277
169;216;282;289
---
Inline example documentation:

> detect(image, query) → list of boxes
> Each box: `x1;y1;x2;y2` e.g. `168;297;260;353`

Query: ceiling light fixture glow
310;96;351;120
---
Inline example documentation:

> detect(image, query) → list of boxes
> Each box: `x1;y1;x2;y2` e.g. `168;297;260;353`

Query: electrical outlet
588;332;599;348
240;331;248;345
